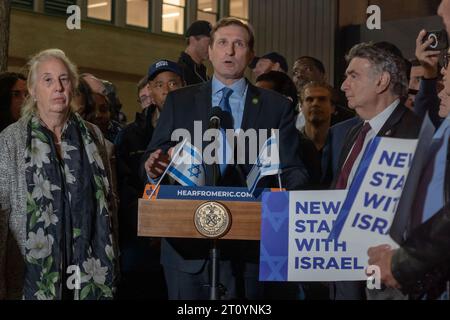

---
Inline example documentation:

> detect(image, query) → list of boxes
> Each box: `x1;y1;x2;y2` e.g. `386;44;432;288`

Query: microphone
209;106;222;129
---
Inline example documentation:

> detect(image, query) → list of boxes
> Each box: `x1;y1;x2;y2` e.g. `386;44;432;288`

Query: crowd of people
1;0;450;300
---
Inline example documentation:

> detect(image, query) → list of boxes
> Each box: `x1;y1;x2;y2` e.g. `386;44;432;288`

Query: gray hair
22;48;79;119
346;42;408;98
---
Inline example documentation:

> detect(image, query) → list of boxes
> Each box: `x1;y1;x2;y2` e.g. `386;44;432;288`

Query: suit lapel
194;81;212;133
193;81;215;184
240;81;262;131
378;103;406;137
196;80;262;185
333;103;407;187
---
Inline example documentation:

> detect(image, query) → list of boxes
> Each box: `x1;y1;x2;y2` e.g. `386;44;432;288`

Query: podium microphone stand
209;161;223;300
209;238;221;300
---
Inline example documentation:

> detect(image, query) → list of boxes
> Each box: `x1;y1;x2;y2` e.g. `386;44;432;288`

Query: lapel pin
252;98;259;105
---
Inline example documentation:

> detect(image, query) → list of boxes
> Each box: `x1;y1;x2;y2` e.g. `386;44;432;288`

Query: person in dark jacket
115;61;184;299
368;44;450;299
411;29;443;129
178;20;211;85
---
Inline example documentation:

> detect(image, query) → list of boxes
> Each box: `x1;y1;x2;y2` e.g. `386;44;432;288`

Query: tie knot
222;87;233;100
361;122;371;136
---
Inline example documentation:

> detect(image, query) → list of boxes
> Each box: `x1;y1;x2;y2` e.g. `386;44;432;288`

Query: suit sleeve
392;203;450;289
278;98;310;190
413;78;442;129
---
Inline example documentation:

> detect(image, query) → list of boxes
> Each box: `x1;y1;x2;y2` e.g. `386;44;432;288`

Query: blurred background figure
292;56;326;95
178;20;212;85
102;80;128;125
81;72;105;94
406;59;425;109
255;70;298;110
0;72;27;132
408;30;445;128
250;52;289;78
73;76;95;119
298;81;335;189
85;92;112;139
115;60;184;299
292;56;354;131
81;73;124;138
83;92;118;196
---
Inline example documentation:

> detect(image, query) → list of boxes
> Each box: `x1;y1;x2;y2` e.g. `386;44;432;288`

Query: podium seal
194;202;231;238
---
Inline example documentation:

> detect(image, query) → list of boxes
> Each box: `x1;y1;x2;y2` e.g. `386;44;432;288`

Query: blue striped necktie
219;87;234;115
218;87;234;175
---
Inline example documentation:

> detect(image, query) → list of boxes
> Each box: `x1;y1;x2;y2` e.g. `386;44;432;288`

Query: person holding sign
368;43;450;299
331;42;423;300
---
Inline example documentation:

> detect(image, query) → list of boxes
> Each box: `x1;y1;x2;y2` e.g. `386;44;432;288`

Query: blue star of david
257;158;271;169
259;245;287;281
188;164;201;178
262;200;288;232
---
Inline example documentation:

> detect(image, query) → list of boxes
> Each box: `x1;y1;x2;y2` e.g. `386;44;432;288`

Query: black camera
423;29;449;51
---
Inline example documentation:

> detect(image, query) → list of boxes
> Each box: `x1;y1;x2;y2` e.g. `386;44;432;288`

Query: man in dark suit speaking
142;18;309;300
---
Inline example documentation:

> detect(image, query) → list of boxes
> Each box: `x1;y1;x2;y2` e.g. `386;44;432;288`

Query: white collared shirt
346;99;400;187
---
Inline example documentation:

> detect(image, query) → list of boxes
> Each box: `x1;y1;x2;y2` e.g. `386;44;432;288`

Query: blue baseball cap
147;59;183;81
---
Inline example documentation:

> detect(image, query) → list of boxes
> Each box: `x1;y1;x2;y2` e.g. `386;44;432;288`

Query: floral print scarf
23;113;116;300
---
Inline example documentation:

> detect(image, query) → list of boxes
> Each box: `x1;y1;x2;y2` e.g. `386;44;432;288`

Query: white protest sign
287;190;367;281
260;137;418;282
331;137;418;258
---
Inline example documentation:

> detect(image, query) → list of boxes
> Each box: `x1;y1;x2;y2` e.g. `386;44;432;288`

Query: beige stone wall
8;8;187;122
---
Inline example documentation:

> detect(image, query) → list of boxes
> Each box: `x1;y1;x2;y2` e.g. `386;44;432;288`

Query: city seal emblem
194;202;231;238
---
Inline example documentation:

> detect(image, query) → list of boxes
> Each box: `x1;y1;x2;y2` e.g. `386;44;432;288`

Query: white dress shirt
346;99;400;187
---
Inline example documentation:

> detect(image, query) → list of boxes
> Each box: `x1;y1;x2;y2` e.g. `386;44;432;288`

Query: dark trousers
163;260;264;300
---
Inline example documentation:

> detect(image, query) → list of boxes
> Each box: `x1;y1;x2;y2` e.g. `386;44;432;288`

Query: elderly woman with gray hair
0;49;118;300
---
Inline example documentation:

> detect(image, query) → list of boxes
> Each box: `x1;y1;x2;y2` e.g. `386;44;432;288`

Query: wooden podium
138;199;261;240
137;187;265;300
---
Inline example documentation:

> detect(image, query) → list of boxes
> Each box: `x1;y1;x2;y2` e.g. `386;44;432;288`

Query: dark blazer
331;103;422;188
142;79;309;274
330;103;422;300
322;116;362;186
393;199;450;298
392;133;450;298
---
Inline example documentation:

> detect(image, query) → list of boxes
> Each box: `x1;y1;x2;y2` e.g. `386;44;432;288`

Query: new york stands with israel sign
259;136;418;282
